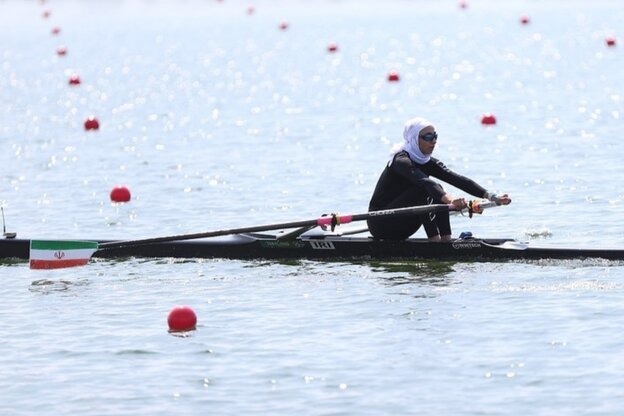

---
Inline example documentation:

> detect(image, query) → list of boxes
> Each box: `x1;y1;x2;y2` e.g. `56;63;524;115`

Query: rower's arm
428;159;488;198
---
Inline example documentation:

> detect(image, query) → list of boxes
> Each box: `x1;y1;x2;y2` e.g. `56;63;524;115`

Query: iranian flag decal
29;240;99;269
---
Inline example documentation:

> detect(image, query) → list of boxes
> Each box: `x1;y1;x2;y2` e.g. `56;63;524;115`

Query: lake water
2;0;624;414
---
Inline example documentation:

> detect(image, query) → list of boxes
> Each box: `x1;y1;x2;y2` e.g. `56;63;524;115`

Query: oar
461;199;498;218
29;200;498;269
98;203;459;249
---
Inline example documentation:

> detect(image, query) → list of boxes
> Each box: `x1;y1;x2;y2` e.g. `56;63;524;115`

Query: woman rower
367;117;511;241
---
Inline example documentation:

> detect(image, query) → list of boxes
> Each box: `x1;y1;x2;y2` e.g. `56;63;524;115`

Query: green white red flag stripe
29;240;99;270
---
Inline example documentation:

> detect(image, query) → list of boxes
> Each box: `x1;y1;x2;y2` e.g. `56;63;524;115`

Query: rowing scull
2;233;624;263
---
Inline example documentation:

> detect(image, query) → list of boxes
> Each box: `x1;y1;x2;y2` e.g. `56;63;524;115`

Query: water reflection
366;260;457;286
211;257;460;287
29;278;90;294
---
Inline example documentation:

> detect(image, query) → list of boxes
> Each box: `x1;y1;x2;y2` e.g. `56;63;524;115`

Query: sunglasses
419;132;438;142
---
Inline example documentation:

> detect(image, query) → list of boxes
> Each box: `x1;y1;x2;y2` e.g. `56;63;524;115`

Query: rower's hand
491;193;511;206
451;198;467;211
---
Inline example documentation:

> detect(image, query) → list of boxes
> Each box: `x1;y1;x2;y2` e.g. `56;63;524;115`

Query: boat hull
2;234;624;263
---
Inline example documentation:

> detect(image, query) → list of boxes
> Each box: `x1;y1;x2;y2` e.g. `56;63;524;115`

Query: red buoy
247;5;255;15
168;306;197;332
481;113;497;125
278;20;289;30
520;15;530;25
458;1;468;9
68;74;81;85
110;186;131;203
387;70;400;82
327;42;338;53
606;36;616;47
84;116;99;130
51;27;61;35
56;46;67;56
42;10;51;18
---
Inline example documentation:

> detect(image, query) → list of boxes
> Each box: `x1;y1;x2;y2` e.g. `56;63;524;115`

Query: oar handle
466;200;498;217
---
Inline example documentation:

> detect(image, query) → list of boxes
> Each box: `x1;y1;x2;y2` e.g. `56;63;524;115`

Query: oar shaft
99;203;455;250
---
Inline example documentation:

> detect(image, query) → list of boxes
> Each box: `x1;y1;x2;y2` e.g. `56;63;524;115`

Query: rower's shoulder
392;150;410;160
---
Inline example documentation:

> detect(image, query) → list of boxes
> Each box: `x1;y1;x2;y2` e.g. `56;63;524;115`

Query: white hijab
389;117;434;165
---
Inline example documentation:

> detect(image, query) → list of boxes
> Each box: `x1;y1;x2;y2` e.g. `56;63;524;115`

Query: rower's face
418;125;437;155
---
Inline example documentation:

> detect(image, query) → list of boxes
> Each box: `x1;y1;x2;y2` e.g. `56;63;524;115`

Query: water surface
1;0;624;414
